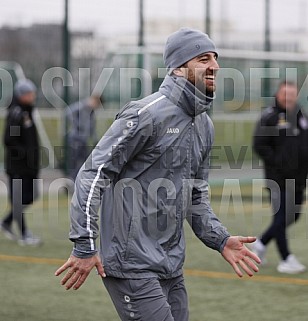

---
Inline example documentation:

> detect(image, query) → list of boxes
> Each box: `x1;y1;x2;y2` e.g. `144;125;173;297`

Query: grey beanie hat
14;79;37;98
163;27;218;72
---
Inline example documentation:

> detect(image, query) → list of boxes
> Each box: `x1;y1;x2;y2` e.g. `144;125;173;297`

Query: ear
173;67;186;77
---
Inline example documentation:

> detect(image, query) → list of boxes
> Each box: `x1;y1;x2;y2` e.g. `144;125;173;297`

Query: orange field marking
1;254;308;286
185;268;308;286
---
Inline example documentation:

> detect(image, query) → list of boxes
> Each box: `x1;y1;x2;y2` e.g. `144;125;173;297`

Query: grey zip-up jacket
70;75;230;279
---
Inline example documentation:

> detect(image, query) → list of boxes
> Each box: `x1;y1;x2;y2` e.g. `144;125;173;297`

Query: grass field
1;184;308;321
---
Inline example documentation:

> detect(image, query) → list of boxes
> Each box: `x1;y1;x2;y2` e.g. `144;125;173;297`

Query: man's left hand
221;236;261;277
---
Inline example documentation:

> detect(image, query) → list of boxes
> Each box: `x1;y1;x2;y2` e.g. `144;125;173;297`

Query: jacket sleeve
4;106;32;156
69;105;153;258
4;106;23;147
186;119;230;253
253;113;277;166
90;113;98;144
186;153;230;253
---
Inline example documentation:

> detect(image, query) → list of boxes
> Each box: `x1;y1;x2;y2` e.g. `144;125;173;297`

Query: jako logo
166;127;180;134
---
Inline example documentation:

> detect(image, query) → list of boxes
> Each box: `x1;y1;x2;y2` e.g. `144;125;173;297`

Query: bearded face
183;52;219;95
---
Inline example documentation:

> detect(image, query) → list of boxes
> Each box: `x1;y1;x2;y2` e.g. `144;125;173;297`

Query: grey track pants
103;275;189;321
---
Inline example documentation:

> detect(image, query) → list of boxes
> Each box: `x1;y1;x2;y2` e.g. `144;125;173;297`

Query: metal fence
1;0;308;170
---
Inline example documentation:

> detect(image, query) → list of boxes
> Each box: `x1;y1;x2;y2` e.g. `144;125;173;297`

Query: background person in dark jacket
0;79;42;246
253;80;308;273
56;28;260;321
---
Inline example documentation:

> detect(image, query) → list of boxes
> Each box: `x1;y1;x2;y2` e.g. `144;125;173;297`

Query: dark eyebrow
196;52;217;59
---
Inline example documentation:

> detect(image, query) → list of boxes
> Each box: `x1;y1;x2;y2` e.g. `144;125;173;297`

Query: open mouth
204;75;215;82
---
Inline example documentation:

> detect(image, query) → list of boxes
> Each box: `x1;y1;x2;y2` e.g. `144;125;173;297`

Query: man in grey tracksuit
56;28;260;321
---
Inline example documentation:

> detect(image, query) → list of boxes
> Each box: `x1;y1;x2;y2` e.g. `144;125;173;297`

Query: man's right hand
55;254;106;290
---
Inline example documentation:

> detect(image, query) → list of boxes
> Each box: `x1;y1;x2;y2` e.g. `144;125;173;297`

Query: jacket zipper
164;120;194;275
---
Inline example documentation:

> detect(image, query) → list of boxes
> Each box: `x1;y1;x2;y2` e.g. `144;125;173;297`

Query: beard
187;69;216;96
195;79;216;96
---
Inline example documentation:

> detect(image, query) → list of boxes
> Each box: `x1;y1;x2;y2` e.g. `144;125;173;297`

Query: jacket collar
275;98;300;115
159;74;214;117
15;102;34;115
274;98;303;127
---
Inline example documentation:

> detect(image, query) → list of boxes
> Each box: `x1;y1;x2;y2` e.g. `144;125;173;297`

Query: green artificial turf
0;189;308;321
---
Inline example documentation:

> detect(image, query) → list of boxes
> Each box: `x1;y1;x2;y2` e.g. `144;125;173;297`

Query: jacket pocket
124;211;140;260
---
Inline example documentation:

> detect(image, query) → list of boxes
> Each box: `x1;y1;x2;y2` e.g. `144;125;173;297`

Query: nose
209;58;219;72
